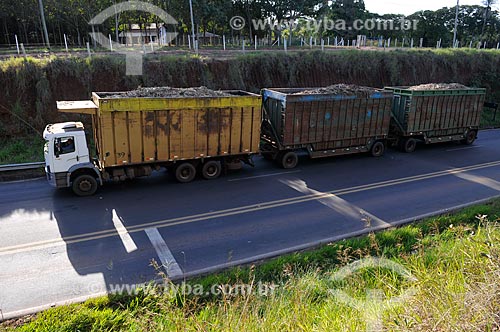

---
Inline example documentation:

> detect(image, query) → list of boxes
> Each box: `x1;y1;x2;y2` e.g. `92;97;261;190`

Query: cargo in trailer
43;88;262;196
261;85;394;168
386;84;486;153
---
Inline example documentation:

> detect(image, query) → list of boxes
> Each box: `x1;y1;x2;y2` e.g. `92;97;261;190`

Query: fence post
64;34;69;52
20;43;26;57
15;35;20;54
109;34;113;51
86;42;91;57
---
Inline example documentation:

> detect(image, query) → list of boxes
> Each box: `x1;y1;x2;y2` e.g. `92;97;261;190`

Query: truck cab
43;122;102;196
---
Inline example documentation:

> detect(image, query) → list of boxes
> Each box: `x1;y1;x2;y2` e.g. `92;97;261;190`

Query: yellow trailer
45;89;261;196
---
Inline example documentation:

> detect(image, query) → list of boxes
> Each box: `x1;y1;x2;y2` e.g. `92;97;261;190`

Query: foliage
1;0;499;49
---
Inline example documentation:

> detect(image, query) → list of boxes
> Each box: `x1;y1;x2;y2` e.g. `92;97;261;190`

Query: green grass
2;200;500;331
481;107;500;128
0;137;45;164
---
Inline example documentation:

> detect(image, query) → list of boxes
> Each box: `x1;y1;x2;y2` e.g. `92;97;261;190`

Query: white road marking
111;209;138;253
281;178;390;228
446;145;482;152
228;170;302;182
144;228;183;279
454;172;500;191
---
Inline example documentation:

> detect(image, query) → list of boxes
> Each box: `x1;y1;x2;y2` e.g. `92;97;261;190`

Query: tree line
0;0;498;48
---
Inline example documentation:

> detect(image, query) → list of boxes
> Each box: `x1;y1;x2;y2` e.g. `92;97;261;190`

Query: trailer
261;87;394;168
44;89;261;196
386;85;486;152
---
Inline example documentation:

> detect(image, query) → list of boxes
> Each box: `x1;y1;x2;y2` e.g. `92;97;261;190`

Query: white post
327;37;330;46
497;42;499;49
410;38;414;48
15;35;20;54
300;38;303;46
469;40;473;48
321;38;324;51
64;34;68;52
388;38;391;47
20;43;26;56
278;36;280;46
335;36;338;47
151;42;154;52
484;41;487;49
188;37;191;49
395;39;398;48
309;36;312;49
255;35;257;50
284;38;287;52
420;38;423;48
242;37;245;51
109;34;113;51
402;38;405;47
223;35;226;50
86;42;91;57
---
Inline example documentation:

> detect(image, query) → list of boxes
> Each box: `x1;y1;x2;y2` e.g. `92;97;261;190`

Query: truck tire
72;174;98;197
201;160;221;180
280;151;299;169
370;141;385;157
401;138;417;153
175;163;196;183
462;130;477;145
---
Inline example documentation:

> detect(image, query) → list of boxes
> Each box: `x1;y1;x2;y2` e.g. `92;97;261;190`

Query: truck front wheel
280;151;299;169
72;174;98;196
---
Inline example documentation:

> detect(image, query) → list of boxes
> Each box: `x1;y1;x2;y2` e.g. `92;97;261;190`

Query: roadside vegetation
2;200;500;331
0;138;44;165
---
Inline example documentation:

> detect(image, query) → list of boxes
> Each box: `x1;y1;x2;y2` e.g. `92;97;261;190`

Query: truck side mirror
54;138;61;158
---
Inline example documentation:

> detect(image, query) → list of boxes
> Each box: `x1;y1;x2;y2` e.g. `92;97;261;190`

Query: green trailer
386;86;486;152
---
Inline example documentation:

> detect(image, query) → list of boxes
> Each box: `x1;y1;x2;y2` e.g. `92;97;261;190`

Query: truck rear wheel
202;160;221;180
371;141;385;157
72;174;98;197
280;151;299;169
175;163;196;183
462;130;477;145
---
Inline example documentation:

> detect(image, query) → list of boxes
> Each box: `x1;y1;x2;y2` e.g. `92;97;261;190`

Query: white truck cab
43;122;102;196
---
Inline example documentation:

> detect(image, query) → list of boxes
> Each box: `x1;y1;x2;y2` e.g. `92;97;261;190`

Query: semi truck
43;90;262;196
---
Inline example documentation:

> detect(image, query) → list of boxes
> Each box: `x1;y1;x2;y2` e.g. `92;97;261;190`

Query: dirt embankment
1;50;499;139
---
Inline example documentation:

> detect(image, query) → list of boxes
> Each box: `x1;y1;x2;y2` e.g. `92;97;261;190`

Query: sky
364;0;498;15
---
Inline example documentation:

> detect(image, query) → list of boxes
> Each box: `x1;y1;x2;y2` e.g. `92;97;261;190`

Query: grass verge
0;137;44;165
2;201;500;331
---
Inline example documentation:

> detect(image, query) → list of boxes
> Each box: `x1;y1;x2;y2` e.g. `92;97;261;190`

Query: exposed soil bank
1;49;499;138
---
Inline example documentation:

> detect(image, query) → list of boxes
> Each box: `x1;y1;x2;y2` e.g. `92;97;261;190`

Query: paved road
1;130;500;320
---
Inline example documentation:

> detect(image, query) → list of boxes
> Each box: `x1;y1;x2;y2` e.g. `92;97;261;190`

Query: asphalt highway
1;130;500;320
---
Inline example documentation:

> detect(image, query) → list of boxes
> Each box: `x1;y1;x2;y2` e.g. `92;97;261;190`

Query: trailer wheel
175;163;196;183
401;138;417;153
202;160;221;180
72;174;98;197
371;141;385;157
280;151;299;169
462;130;477;145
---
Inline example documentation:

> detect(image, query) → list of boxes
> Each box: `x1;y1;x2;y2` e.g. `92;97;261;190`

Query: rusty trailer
261;87;394;168
56;90;261;185
386;86;486;152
